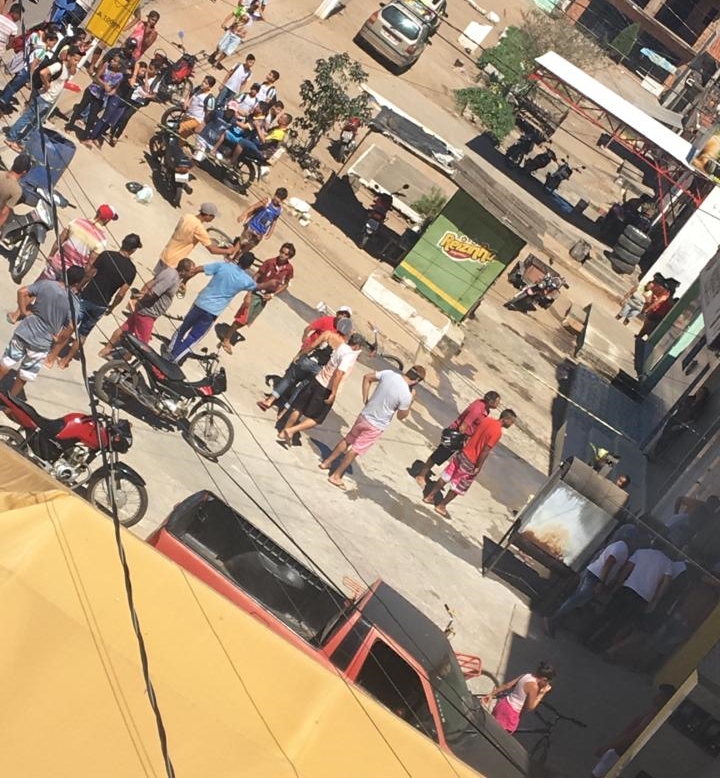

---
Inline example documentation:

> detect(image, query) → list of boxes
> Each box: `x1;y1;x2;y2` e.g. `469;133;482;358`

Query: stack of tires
609;225;651;274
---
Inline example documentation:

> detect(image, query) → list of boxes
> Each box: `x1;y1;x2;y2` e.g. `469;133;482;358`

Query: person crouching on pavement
320;365;425;490
277;329;363;446
257;305;352;415
423;409;516;518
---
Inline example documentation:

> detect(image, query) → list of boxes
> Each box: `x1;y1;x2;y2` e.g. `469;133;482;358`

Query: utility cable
16;5;176;776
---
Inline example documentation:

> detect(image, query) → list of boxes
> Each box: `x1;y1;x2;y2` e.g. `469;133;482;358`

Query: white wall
643;188;720;296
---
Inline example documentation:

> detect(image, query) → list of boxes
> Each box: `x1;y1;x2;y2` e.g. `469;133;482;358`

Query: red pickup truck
149;491;551;778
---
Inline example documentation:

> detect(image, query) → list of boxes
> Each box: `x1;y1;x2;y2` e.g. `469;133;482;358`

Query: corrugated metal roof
535;51;695;167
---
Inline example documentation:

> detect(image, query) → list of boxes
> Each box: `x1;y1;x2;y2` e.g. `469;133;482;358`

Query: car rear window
380;5;421;40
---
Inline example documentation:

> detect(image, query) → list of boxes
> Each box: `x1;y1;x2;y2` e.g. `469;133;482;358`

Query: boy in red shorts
99;258;196;357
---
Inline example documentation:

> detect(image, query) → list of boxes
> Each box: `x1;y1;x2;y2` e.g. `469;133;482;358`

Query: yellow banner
85;0;141;47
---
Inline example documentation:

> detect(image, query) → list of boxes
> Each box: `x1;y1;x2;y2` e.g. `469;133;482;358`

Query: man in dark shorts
46;233;141;368
415;391;501;487
99;258;196;357
278;332;364;445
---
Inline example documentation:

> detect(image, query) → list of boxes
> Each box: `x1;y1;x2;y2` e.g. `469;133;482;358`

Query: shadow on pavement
312;173;407;264
465;134;606;242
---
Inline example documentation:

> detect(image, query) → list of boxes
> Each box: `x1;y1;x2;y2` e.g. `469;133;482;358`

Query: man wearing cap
157;202;234;274
257;304;353;413
0;152;31;230
32;204;117;285
167;252;277;362
45;233;141;369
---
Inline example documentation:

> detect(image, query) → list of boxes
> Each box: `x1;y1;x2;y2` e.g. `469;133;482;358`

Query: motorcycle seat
123;334;186;381
3;394;65;436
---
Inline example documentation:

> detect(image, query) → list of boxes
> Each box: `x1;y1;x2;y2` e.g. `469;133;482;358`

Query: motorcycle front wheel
86;467;148;527
170;78;193;106
9;236;40;284
0;425;25;449
94;360;139;405
187;407;234;459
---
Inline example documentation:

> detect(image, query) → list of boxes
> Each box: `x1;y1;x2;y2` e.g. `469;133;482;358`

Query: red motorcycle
337;117;362;163
152;32;205;105
0;393;148;526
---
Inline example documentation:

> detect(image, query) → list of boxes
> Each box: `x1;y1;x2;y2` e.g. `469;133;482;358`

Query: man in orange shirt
423;409;516;517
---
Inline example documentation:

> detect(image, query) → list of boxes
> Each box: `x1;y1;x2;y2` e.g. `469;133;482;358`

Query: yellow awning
0;446;484;777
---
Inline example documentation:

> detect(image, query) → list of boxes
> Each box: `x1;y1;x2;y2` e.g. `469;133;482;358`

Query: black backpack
31;55;63;92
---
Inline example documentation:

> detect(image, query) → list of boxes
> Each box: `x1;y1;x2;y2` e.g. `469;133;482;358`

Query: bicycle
515;700;587;765
315;302;404;371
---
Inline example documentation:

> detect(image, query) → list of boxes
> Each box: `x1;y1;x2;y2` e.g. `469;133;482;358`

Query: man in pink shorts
320;365;425;489
99;258;196;357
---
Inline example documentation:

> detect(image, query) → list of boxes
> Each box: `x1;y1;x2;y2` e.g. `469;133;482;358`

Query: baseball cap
96;204;119;222
226;100;240;112
200;202;219;217
336;318;353;336
337;305;352;315
121;233;143;250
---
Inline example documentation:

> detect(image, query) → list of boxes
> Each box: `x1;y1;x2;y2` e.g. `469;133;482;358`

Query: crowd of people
0;5;715;777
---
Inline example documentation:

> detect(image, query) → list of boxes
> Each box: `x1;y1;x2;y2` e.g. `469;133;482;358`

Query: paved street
0;0;655;775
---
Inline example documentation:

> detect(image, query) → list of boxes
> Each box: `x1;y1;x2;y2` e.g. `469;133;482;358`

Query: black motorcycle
148;109;194;207
505;127;542;165
545;161;584;193
0;184;73;282
93;333;235;460
523;148;556;174
504;273;568;312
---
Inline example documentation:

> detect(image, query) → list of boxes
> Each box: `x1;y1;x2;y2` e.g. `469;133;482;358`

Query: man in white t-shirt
320;366;425;490
179;75;217;138
591;544;673;651
278;331;363;445
217;54;255;108
544;525;639;637
5;45;82;150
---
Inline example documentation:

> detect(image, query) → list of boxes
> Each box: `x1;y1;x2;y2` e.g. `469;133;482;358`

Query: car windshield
431;650;476;738
381;5;421;40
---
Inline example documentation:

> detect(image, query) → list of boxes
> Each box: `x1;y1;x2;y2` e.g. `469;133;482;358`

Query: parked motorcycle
0;392;147;526
523;148;556;174
358;184;409;249
505;132;537;166
153;32;204;105
0;185;73;283
337;117;361;163
545;160;584;193
148;108;194;207
93;333;235;460
504;272;568;312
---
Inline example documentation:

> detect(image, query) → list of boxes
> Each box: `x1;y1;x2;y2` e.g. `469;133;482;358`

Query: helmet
126;37;139;49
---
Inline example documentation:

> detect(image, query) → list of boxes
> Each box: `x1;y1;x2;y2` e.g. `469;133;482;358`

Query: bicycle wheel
378;353;404;371
529;735;550;765
206;227;234;249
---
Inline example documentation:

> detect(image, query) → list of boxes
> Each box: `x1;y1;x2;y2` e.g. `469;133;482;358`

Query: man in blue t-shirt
168;253;275;362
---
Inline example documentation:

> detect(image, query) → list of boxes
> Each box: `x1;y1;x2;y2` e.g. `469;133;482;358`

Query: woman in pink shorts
481;662;556;733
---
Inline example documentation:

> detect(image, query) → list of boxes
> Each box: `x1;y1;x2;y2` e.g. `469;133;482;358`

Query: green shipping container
394;191;525;321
